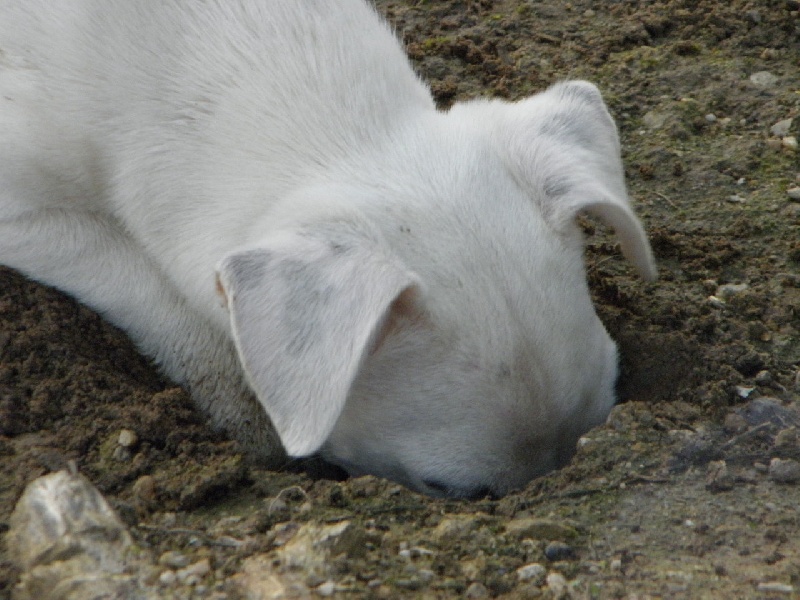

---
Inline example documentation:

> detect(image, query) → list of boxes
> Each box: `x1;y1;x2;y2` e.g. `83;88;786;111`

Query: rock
723;412;748;434
117;429;139;448
708;295;726;309
460;556;487;581
757;582;794;594
783;136;798;151
787;187;800;201
464;581;490;599
754;370;772;385
716;283;748;298
314;580;337;596
232;554;312;600
745;9;761;23
516;563;547;583
158;550;190;569
504;518;578;541
768;458;800;484
738;398;800;427
159;569;177;586
175;558;211;585
7;469;158;600
771;118;793;137
643;111;668;129
774;428;798;449
545;541;575;561
133;474;157;499
546;572;569;599
749;71;779;88
706;460;734;492
277;520;364;574
432;514;480;543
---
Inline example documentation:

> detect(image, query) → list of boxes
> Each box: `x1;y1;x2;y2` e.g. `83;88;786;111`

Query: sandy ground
2;0;799;598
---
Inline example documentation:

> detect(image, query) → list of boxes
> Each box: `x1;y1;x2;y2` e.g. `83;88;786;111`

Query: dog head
216;81;655;498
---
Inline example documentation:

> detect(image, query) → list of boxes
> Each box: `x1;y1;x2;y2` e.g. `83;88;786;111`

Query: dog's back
0;0;433;216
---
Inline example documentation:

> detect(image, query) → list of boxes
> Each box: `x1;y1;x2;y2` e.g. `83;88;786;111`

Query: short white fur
0;0;655;498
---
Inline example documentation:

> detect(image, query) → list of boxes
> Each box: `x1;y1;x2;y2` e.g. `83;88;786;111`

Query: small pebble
754;370;772;385
705;113;717;123
784;136;798;151
545;541;574;561
132;474;157;506
774;428;798;449
745;9;761;23
771;118;793;137
768;458;800;484
516;563;547;583
176;558;211;585
546;572;568;598
315;581;336;596
432;515;479;543
159;550;190;569
787;187;800;201
111;446;132;462
504;517;578;541
642;111;667;130
117;429;138;448
706;460;734;492
727;194;746;203
757;582;794;593
159;570;177;586
417;569;435;584
749;71;778;88
716;283;748;298
767;138;784;151
723;413;748;434
464;581;489;599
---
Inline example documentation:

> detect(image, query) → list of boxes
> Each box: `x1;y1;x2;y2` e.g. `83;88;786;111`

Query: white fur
0;0;655;498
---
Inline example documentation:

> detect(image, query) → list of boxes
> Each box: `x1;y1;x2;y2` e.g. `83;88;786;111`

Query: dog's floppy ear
216;224;421;456
501;80;657;281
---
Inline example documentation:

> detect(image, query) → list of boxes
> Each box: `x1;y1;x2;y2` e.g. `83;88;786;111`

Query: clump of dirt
2;0;799;598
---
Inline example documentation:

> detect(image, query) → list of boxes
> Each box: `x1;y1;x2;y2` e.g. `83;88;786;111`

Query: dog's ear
500;80;657;282
216;224;421;456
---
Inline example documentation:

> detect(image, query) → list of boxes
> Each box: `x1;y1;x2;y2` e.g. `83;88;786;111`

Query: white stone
516;563;546;582
771;118;793;137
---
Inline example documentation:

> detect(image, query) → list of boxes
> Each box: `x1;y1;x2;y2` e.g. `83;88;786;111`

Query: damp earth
2;0;799;598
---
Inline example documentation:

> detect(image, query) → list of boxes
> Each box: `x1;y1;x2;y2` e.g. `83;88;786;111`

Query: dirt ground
2;0;799;598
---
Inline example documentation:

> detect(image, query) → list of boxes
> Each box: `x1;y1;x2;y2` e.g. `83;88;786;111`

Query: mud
2;0;799;597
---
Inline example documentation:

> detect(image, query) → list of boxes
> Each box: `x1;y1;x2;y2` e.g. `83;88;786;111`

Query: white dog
0;0;655;498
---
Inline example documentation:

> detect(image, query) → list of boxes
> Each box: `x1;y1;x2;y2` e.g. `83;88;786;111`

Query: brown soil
2;0;799;597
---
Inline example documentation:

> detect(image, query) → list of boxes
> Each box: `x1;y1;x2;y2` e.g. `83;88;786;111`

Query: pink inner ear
214;273;229;309
584;201;657;283
369;284;427;356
